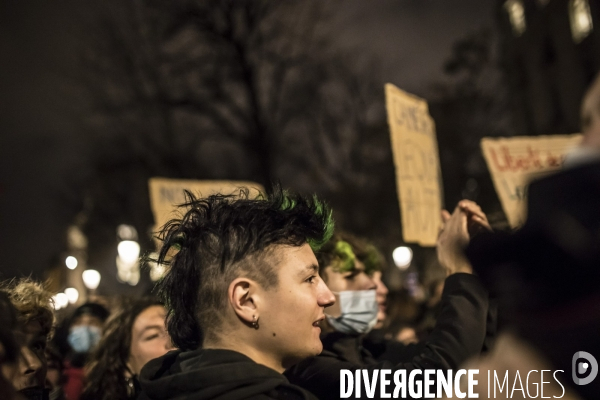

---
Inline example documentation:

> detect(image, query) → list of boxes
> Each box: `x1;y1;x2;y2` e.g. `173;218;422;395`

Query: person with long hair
81;298;173;400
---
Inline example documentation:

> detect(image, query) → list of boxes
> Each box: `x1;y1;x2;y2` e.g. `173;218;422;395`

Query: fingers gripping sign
437;200;491;275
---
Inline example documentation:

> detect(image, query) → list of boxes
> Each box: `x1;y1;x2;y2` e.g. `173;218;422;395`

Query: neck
204;334;285;373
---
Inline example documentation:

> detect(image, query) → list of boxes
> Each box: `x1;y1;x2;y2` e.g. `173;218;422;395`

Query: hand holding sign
437;200;491;275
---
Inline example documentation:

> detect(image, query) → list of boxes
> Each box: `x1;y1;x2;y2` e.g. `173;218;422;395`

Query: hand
436;200;490;275
458;200;492;236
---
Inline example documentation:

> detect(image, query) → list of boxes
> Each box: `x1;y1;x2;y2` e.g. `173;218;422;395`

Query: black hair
152;185;334;350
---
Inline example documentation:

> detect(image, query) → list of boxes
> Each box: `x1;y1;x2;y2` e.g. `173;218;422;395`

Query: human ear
228;278;259;325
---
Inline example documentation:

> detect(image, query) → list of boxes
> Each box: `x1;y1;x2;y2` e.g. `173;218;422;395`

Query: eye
32;340;46;351
144;334;160;341
305;275;317;284
344;269;360;280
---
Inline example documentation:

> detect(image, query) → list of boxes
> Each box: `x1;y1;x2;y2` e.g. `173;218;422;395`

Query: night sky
0;1;493;281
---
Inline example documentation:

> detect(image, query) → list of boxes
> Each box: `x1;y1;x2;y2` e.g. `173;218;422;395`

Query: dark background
2;0;595;296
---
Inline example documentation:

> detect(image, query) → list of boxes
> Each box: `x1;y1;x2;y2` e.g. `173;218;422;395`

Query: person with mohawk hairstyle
138;185;336;400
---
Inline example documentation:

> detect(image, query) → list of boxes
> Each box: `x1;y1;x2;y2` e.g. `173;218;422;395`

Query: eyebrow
299;264;318;276
139;325;165;336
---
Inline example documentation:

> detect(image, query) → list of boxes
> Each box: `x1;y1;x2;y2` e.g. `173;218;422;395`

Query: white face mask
325;289;379;335
563;145;600;169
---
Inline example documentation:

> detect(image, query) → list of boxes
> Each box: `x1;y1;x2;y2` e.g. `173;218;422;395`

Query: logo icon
572;351;598;385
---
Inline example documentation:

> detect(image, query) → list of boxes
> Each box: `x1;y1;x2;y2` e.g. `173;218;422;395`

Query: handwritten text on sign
148;178;264;232
385;84;443;246
481;134;582;228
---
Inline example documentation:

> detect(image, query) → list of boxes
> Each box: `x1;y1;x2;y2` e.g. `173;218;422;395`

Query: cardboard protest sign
148;178;264;232
481;134;582;228
385;83;443;247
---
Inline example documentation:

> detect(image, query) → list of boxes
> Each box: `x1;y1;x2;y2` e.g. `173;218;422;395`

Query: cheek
136;341;168;363
267;292;314;332
1;363;18;383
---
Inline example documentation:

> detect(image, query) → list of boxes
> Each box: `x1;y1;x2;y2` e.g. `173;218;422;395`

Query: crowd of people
1;75;599;400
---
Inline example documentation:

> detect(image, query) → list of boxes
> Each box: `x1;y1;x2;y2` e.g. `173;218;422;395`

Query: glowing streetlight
82;269;101;290
64;287;79;304
65;256;78;270
53;293;69;310
117;240;141;264
393;246;413;270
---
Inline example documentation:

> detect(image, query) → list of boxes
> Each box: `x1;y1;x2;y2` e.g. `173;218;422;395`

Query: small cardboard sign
480;134;582;228
385;83;443;247
148;178;264;231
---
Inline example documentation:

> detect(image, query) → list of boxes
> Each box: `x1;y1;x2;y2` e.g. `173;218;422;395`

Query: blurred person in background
137;187;335;400
462;72;600;399
1;279;55;400
379;288;420;345
62;302;109;400
81;298;173;400
45;346;65;400
285;201;496;399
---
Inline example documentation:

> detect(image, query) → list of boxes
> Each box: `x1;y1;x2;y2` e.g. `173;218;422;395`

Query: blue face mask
68;325;102;353
325;289;379;335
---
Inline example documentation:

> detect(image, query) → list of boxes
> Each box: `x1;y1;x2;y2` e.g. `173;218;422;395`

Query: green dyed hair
316;232;385;278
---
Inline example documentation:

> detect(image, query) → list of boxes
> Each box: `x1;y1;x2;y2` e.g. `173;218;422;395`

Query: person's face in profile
256;243;335;368
372;271;389;328
127;305;174;376
322;259;377;318
2;321;47;392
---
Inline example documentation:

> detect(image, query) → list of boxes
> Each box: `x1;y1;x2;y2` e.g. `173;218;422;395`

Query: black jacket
284;273;491;399
139;348;317;400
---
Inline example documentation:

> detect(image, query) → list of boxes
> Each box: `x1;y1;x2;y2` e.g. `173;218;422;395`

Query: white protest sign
385;83;443;247
480;134;582;228
148;178;264;231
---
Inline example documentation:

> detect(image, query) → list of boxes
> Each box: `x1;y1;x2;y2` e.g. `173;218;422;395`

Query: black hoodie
138;348;317;400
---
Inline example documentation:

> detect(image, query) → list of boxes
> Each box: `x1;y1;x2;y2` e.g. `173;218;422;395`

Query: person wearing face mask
81;298;174;400
1;279;55;400
62;303;109;400
285;201;496;399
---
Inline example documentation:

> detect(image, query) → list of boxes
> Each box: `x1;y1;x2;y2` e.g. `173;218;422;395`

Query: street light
82;269;101;290
65;256;78;270
65;287;79;304
53;293;69;310
393;246;413;270
117;240;140;264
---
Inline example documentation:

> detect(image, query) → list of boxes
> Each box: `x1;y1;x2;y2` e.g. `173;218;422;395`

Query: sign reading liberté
148;178;264;231
385;83;443;247
480;134;582;228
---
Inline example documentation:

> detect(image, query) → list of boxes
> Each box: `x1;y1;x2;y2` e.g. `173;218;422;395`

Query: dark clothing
138;348;317;400
467;161;600;400
284;273;491;399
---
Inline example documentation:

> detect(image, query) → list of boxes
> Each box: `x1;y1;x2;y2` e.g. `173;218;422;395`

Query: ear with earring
252;315;260;330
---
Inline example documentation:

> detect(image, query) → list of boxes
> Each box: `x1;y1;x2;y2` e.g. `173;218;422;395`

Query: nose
20;347;42;375
317;279;336;308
